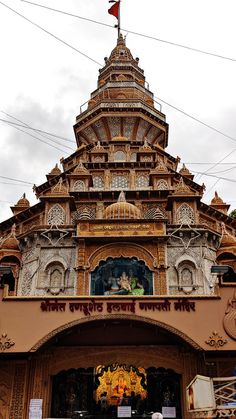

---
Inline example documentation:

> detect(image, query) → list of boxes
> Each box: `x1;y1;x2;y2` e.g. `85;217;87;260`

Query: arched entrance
51;364;181;418
42;318;198;418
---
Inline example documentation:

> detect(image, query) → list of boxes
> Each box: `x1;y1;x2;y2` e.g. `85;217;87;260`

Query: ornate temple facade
0;35;236;419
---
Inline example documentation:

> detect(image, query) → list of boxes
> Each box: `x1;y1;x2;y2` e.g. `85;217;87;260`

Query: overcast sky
0;0;236;222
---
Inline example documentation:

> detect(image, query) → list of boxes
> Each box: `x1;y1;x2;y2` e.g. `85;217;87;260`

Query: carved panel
176;203;195;225
47;204;65;225
93;120;107;140
156;179;169;190
224;291;236;340
9;363;27;419
0;362;13;419
136;120;150;142
123;117;136;139
107;117;120;138
88;243;155;272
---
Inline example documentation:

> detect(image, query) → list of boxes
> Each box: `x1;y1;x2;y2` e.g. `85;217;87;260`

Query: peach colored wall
0;287;235;353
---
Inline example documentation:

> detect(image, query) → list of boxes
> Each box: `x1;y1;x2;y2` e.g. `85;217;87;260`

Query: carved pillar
0;361;14;419
158;270;167;294
153;271;159;295
96;202;104;219
104;170;110;190
9;362;28;419
156;241;167;294
76;239;86;295
130;170;136;189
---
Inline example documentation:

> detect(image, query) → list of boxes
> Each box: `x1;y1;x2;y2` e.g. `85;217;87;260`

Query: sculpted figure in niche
47;263;65;295
129;268;145;295
181;268;193;286
91;257;153;296
118;271;132;292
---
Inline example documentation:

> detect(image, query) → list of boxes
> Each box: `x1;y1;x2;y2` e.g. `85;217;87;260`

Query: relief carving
0;333;15;352
223;291;236;339
9;363;27;419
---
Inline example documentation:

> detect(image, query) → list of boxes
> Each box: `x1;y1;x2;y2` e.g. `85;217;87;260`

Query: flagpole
118;0;121;37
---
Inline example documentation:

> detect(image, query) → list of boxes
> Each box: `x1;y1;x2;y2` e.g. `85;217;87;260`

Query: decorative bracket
206;331;227;349
0;332;15;352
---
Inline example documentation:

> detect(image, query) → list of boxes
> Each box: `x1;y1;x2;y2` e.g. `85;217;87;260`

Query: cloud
0;97;76;222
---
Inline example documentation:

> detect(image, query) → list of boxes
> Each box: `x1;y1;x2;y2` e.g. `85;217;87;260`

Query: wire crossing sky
0;0;236;221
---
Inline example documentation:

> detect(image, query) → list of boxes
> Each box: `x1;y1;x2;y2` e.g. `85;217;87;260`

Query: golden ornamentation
206;331;227;349
0;333;15;352
88;242;156;271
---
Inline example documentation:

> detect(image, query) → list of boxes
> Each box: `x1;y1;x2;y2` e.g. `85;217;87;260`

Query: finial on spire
108;1;121;37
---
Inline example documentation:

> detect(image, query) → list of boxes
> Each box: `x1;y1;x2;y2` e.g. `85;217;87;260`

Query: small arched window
46;262;65;295
177;261;196;294
47;204;65;225
93;176;104;189
176;203;195;225
136;175;149;188
114;150;126;161
0;255;20;295
73;180;86;192
111;175;129;190
156;179;169;190
130;153;137;162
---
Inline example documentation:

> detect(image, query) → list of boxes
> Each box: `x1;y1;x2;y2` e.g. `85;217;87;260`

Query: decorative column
9;362;28;419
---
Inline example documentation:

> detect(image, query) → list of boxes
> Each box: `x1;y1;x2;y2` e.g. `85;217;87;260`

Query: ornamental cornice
91;81;154;99
75;101;167;124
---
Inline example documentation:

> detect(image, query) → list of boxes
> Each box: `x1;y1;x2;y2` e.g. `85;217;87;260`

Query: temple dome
107;34;136;64
0;225;20;251
49;163;61;177
104;192;141;220
16;193;30;208
211;191;224;205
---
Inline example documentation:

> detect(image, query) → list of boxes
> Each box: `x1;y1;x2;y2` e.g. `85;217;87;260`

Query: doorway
51;364;182;418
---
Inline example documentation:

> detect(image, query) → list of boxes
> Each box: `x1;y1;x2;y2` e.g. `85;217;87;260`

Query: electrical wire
0;182;32;187
204;179;221;198
20;0;236;63
191;170;236;183
203;166;236;175
1;111;75;144
0;1;102;66
0;175;33;185
2;2;235;153
184;162;236;165
1;1;236;196
155;97;236;144
1;119;72;154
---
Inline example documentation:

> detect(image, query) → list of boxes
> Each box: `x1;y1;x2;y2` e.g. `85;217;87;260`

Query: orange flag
108;1;120;19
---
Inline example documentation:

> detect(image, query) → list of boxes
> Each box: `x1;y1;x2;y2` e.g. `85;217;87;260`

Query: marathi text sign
118;406;132;418
40;299;195;316
29;399;42;419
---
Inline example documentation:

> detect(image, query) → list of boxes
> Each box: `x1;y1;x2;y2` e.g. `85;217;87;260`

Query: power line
184;162;236;165
0;1;102;66
1;111;75;144
155;97;236;144
2;111;74;152
0;182;32;187
191;170;236;183
20;0;236;63
1;119;72;154
2;3;235;152
0;175;33;185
